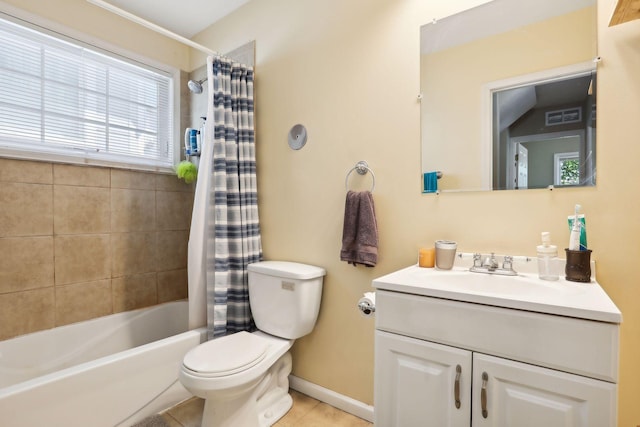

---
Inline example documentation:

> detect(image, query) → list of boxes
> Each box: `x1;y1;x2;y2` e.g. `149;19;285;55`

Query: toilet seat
183;331;269;378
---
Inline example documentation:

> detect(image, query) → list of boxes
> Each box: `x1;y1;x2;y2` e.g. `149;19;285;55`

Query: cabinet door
375;330;471;427
472;353;616;427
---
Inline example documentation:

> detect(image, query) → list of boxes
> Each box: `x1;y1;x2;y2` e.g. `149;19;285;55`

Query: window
545;107;582;126
0;14;175;170
554;152;580;186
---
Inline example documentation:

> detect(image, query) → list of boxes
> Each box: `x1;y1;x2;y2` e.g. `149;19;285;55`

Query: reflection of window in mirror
554;152;580;186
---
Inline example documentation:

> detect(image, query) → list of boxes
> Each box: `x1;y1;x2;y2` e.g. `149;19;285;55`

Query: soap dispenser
537;232;559;281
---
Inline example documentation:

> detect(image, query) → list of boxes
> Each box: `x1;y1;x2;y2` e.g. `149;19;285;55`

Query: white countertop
373;262;622;324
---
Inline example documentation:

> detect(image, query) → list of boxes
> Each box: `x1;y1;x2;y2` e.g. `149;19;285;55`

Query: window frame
0;7;181;173
554;151;580;186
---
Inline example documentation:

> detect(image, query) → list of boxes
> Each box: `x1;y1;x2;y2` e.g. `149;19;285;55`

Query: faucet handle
503;255;513;270
473;253;483;267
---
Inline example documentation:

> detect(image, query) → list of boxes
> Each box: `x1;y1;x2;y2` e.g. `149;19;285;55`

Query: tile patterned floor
160;390;373;427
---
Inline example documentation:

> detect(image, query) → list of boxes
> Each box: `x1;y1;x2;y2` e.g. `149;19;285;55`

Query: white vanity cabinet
472;353;615;426
375;331;471;426
373;265;622;427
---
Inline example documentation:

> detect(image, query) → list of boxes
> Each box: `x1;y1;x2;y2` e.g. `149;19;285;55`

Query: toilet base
200;352;293;427
257;385;293;426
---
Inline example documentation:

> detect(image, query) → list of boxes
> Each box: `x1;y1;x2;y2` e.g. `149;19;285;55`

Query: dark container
565;249;592;282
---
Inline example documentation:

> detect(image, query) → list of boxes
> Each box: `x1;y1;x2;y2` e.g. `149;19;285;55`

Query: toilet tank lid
248;261;326;280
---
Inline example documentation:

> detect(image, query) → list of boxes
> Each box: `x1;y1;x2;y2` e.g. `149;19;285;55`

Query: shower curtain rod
86;0;220;56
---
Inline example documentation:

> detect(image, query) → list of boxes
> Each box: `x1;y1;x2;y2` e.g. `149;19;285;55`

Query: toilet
179;261;325;427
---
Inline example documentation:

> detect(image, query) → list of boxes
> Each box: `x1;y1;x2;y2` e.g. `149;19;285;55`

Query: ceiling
534;75;594;109
101;0;251;38
497;74;594;132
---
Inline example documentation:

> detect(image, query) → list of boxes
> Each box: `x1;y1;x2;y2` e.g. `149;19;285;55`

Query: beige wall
0;159;193;340
194;0;640;424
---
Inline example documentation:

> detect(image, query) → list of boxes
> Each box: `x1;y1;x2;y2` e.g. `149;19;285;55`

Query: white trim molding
288;375;374;423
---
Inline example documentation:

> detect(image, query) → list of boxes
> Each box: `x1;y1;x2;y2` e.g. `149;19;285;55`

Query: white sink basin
373;265;621;323
406;267;584;297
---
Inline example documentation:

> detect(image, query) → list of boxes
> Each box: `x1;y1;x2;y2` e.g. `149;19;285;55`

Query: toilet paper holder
357;292;376;317
358;300;375;316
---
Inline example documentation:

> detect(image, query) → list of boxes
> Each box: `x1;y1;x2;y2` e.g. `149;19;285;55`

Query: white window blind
0;15;175;170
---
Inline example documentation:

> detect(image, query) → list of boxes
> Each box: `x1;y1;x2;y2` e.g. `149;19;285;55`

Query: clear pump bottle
537;232;559;281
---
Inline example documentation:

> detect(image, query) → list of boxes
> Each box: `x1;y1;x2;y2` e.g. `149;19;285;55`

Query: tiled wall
0;158;194;341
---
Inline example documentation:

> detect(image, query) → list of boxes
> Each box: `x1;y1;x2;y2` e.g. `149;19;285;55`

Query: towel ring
345;161;376;192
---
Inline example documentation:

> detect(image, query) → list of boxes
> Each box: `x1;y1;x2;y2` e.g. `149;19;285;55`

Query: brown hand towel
340;190;378;267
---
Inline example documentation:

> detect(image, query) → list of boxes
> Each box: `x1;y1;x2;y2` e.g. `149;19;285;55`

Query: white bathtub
0;301;206;427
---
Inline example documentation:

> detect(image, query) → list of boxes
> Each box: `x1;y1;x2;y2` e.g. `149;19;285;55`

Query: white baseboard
288;375;374;423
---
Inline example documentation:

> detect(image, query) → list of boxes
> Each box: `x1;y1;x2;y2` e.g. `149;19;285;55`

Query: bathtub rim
0;326;207;399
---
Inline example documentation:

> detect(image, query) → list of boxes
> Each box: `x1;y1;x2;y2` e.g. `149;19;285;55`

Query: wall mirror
420;0;597;192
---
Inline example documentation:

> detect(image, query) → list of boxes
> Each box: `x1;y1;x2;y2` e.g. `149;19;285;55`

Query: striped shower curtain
206;56;262;339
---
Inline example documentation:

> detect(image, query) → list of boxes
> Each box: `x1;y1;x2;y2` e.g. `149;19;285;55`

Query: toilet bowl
179;261;325;427
179;331;294;427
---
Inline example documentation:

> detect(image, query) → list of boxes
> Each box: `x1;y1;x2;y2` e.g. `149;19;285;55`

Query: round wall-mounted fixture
187;78;207;94
288;124;307;150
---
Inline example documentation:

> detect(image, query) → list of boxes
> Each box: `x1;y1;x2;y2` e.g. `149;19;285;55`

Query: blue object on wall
423;171;439;193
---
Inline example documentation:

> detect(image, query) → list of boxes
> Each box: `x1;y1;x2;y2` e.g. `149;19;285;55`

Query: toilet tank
248;261;325;340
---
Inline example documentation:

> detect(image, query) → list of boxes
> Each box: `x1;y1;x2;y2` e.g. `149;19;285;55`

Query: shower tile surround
0;159;194;340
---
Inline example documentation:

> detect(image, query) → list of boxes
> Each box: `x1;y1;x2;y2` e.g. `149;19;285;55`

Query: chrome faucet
485;253;499;271
470;253;517;276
